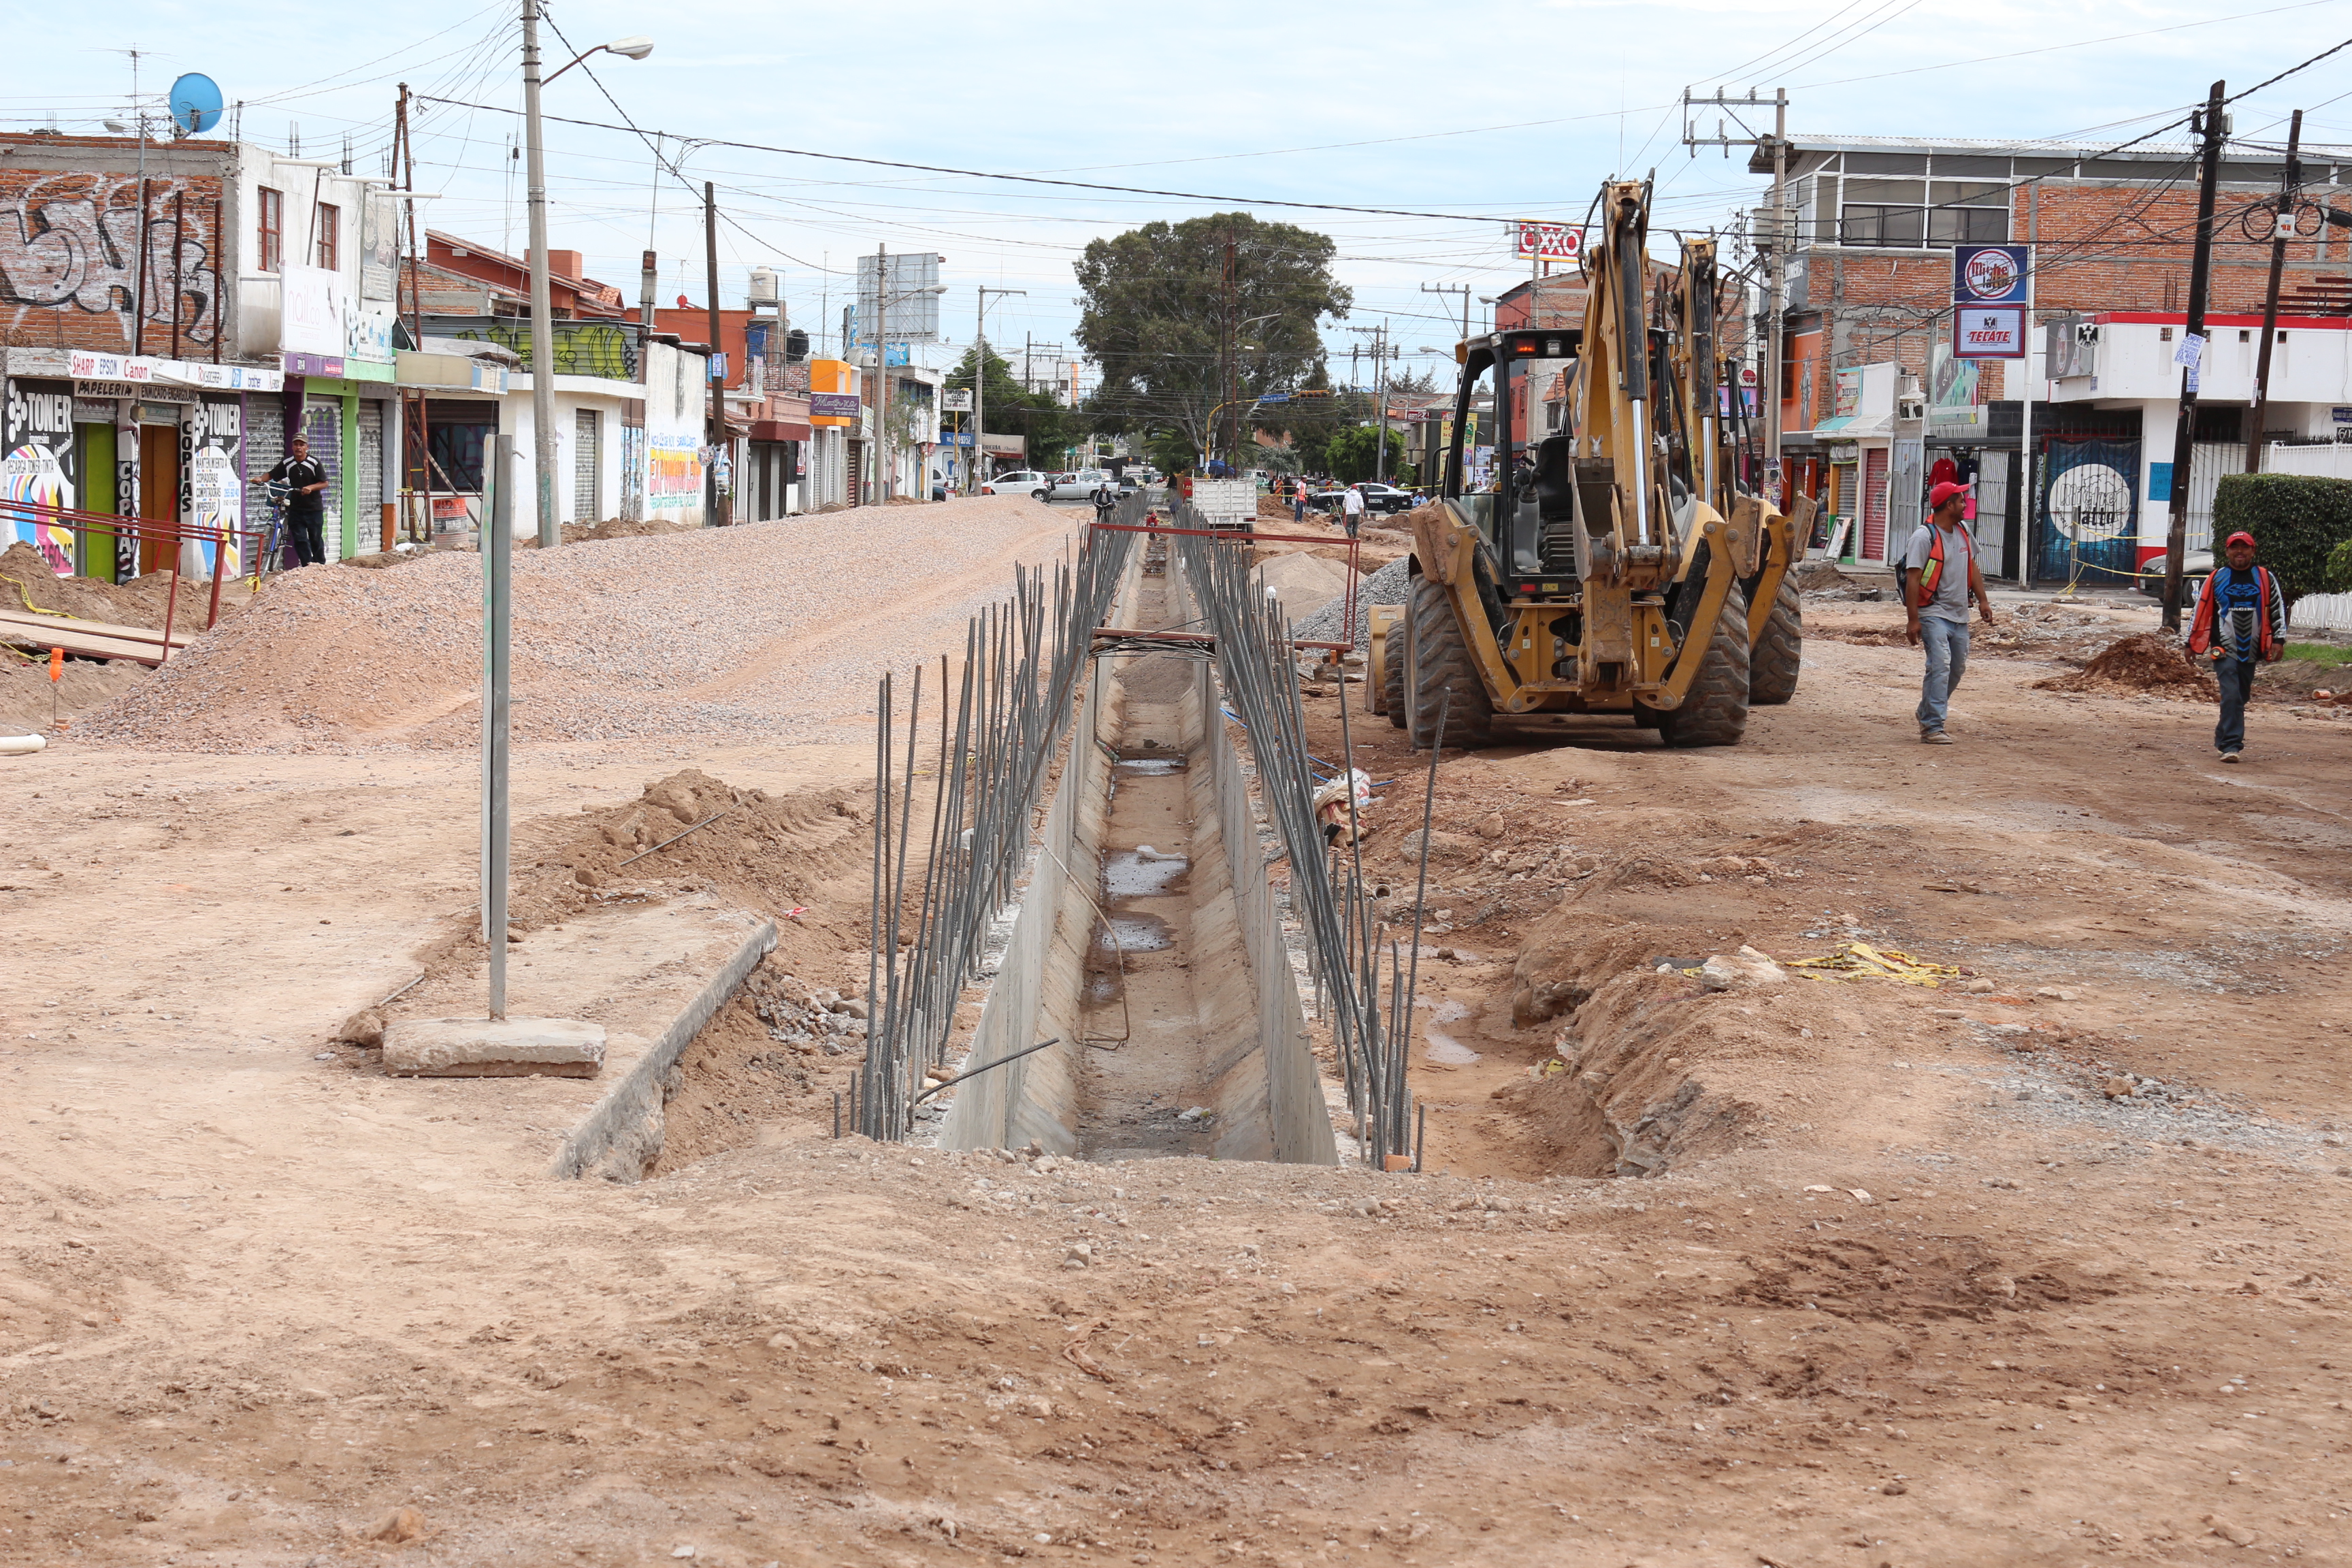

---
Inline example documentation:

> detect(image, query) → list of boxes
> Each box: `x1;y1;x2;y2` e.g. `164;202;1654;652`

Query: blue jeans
2215;655;2255;753
1915;616;1970;732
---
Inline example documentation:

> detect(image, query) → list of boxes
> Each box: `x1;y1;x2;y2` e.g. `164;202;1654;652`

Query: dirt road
3;556;2349;1566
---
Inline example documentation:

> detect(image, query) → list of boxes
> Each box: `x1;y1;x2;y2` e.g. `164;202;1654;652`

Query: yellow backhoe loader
1374;180;1803;748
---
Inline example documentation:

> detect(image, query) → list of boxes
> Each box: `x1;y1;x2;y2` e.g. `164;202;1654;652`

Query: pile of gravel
1290;555;1411;649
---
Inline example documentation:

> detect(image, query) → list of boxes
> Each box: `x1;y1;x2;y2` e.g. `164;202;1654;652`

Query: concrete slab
382;1017;607;1077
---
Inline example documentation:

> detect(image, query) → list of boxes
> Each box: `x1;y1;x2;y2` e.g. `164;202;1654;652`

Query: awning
1803;414;1891;440
750;419;813;442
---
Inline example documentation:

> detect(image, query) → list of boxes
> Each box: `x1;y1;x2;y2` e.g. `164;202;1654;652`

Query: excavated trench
939;552;1336;1164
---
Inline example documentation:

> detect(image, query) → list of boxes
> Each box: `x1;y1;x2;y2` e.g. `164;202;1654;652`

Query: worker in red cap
2187;530;2285;763
1901;480;1997;744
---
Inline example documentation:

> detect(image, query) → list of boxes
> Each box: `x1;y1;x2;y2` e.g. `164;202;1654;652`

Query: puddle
1432;998;1473;1024
1113;758;1187;777
1098;913;1173;953
1424;1027;1482;1065
1105;847;1190;898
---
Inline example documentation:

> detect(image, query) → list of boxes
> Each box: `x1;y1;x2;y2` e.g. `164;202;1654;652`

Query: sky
14;0;2352;392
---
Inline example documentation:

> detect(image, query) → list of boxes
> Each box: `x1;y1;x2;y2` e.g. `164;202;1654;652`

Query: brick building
1761;132;2352;581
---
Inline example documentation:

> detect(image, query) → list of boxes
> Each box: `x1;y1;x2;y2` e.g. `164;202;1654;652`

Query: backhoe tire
1382;617;1407;728
1749;573;1803;706
1657;583;1751;748
1407;574;1497;750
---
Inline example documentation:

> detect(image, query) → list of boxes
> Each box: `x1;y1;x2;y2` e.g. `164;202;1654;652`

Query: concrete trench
938;548;1337;1165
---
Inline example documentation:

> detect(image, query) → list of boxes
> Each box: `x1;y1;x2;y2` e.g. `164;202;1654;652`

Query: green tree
1076;212;1350;470
1323;425;1409;484
944;343;1082;473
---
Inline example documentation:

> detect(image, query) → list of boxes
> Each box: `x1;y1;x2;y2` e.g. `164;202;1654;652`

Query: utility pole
521;0;559;549
875;243;889;510
704;181;725;525
2163;80;2229;632
970;286;1024;493
638;247;657;355
2247;110;2303;474
1683;86;1790;499
1420;282;1471;347
1375;321;1392;483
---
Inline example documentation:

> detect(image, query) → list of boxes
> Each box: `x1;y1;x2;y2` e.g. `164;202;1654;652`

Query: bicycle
246;479;293;590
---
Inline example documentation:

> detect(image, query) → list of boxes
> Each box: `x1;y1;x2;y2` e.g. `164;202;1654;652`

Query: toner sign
1955;306;2027;360
1953;244;2030;307
1512;221;1584;261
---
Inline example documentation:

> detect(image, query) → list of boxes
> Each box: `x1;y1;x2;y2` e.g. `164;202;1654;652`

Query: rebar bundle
1164;501;1419;1170
854;497;1142;1140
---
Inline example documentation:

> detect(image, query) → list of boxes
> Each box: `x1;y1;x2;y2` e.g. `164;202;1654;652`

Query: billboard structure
853;251;943;344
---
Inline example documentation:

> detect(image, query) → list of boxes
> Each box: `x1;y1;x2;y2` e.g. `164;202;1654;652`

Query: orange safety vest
1910;524;1973;608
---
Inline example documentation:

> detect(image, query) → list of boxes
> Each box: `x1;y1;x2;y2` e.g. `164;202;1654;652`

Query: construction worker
2187;529;2286;764
1341;483;1365;540
1901;480;1997;745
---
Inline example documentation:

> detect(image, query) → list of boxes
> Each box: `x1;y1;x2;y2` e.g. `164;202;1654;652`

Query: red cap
2224;530;2256;549
1928;480;1970;510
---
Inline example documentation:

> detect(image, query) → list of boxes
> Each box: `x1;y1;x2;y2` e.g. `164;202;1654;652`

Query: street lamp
970;286;1024;495
523;7;653;551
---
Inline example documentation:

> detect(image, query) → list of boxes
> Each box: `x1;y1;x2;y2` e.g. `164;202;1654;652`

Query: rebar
1164;500;1419;1171
855;496;1141;1140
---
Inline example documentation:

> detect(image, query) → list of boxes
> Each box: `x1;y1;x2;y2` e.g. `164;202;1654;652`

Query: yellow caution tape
1784;941;1963;988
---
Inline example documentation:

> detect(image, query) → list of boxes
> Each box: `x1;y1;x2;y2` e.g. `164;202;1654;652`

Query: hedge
2211;473;2352;602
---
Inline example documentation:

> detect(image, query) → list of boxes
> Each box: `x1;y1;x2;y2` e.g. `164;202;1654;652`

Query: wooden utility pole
2246;110;2303;474
2161;80;2228;632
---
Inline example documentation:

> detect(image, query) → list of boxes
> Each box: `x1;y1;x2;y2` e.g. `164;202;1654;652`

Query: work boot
1921;730;1953;746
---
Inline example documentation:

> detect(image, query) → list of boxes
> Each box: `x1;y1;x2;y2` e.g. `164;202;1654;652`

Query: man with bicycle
263;435;332;566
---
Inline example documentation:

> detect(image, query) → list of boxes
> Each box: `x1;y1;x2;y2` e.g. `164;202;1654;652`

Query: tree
1323;425;1409;484
944;343;1081;472
1076;212;1351;471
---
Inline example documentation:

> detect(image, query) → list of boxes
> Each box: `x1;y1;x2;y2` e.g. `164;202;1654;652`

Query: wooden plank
0;609;191;667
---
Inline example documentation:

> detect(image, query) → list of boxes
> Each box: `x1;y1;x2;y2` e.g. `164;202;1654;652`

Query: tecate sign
1512;222;1584;261
1955;306;2026;360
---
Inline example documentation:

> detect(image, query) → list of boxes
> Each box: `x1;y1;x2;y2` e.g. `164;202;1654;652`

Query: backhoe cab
1373;180;1803;749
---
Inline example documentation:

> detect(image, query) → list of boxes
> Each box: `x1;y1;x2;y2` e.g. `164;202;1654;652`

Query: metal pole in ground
483;435;514;1017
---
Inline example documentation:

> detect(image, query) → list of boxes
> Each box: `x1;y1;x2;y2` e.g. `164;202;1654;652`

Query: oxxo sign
1512;221;1584;262
1953;244;2030;361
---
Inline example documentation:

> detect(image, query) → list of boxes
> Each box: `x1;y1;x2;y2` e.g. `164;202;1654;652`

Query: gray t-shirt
1904;522;1975;623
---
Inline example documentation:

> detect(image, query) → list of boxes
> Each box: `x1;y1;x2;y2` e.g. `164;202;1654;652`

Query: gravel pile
1290;555;1411;649
75;497;1073;754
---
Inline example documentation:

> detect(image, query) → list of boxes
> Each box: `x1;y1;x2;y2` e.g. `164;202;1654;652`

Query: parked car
1310;481;1416;516
980;470;1051;497
1039;470;1120;503
2138;546;2212;599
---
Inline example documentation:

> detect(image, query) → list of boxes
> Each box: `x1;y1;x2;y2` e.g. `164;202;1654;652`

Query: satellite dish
168;74;224;136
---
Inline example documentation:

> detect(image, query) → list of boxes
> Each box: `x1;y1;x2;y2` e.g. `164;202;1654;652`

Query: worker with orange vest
1902;480;1998;745
2187;529;2286;764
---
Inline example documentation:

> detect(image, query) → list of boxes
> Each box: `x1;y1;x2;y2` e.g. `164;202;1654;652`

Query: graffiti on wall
1;378;78;572
448;319;638;380
0;173;224;350
183;395;243;576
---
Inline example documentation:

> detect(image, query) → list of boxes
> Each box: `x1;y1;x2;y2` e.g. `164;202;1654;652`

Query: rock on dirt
1401;828;1479;864
2033;632;2219;700
1291;555;1411;649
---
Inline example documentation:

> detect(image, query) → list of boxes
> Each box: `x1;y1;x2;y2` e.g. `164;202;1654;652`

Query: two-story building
2;132;397;577
1762;131;2350;582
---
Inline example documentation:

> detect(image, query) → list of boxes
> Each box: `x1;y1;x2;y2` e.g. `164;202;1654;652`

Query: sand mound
71;497;1068;753
508;767;868;930
0;540;259;634
1254;551;1354;619
2034;632;2219;700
